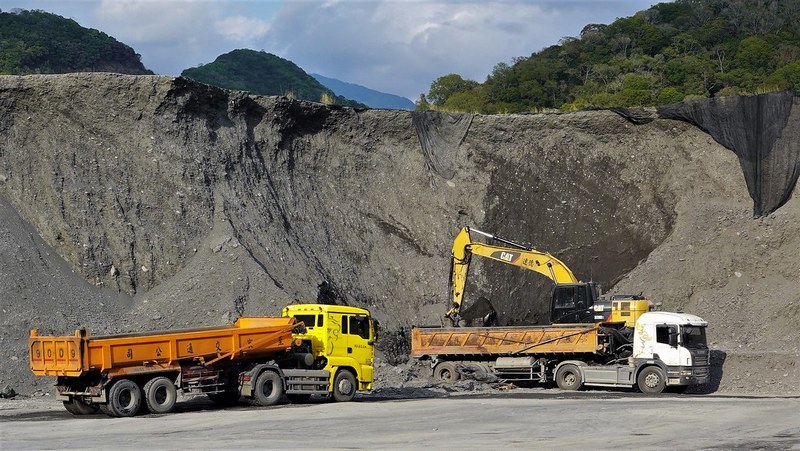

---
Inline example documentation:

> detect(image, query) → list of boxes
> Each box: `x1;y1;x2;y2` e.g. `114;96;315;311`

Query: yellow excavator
445;226;652;327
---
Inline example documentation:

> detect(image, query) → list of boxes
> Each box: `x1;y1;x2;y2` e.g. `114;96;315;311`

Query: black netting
658;92;800;217
411;111;473;180
609;107;655;124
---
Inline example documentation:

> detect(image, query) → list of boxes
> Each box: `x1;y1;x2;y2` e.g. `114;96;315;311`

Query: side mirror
668;326;678;347
371;319;380;340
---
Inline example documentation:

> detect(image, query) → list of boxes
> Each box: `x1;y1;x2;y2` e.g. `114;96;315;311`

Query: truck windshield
293;315;316;329
681;326;707;349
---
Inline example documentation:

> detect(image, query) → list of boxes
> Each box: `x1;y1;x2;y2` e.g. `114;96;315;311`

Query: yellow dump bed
30;317;296;378
411;324;602;358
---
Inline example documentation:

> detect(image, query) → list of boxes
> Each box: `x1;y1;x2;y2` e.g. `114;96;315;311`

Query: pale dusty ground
2;392;799;450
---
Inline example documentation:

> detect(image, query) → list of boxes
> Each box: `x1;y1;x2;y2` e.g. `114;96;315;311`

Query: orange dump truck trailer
412;311;711;393
30;304;376;417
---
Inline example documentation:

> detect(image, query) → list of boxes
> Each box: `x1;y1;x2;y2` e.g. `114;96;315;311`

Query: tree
427;74;478;106
442;89;488;113
320;92;333;105
763;60;800;90
485;62;519;105
735;36;775;72
657;87;684;104
419;0;800;112
415;93;431;111
618;73;655;105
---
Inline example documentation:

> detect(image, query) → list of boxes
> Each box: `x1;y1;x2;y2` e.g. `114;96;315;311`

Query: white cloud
94;0;216;43
215;16;270;43
262;1;566;99
259;1;655;100
85;0;280;74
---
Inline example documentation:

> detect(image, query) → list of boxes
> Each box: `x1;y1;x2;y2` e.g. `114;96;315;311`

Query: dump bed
411;324;603;358
30;317;296;378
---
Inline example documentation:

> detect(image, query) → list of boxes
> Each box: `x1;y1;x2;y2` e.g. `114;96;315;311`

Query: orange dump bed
30;317;296;378
411;324;602;358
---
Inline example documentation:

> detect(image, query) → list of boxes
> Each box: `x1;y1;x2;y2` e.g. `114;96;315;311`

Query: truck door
342;314;373;364
326;314;370;360
326;314;348;358
653;323;681;366
344;314;374;385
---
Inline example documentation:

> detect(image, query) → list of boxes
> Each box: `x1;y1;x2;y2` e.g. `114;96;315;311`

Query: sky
1;0;660;100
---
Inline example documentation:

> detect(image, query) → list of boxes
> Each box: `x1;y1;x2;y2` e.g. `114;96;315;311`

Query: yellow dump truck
29;304;375;417
411;311;710;394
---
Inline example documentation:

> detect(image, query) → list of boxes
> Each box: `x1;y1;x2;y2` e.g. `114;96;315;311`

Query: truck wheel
637;366;667;394
106;379;143;417
63;397;99;415
208;390;241;406
143;376;177;414
287;393;312;403
433;362;460;383
253;371;283;406
99;403;114;416
332;370;357;402
555;364;582;391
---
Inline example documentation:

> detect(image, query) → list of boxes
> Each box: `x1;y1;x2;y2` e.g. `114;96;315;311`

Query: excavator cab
550;283;653;326
550;282;607;324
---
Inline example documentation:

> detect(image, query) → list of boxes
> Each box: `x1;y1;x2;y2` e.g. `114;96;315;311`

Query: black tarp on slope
657;92;800;217
411;111;473;180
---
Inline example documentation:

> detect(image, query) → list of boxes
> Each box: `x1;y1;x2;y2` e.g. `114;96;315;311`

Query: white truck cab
562;311;711;393
632;311;711;389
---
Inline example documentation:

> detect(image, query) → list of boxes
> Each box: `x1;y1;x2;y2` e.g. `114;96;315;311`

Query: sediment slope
0;74;797;395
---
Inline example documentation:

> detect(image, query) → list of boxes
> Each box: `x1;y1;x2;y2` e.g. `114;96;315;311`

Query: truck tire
637;366;667;394
433;362;460;383
63;397;99;415
253;371;283;406
555;364;582;391
208;390;241;406
105;378;143;417
99;402;116;416
143;376;177;414
332;370;357;402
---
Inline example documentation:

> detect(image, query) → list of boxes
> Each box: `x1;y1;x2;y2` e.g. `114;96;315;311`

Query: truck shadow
169;390;450;411
358;387;451;402
687;349;726;394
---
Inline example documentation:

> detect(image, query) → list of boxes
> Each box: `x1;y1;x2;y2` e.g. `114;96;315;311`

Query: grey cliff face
0;74;798;395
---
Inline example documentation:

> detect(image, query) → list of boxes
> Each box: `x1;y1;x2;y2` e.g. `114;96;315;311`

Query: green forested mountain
420;0;800;112
0;9;152;75
182;50;366;107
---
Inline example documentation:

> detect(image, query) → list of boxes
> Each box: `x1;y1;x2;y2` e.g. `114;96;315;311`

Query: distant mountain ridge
182;49;366;108
312;74;414;110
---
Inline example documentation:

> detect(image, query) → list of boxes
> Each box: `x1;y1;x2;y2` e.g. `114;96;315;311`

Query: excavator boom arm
446;227;578;324
467;243;578;283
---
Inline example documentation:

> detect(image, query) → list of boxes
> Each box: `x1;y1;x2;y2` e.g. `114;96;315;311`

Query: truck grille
691;349;709;366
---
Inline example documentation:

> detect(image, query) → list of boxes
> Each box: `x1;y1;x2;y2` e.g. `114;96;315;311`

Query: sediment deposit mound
0;74;797;395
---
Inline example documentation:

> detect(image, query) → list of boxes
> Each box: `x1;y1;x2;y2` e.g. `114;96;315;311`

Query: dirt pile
0;74;797;396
